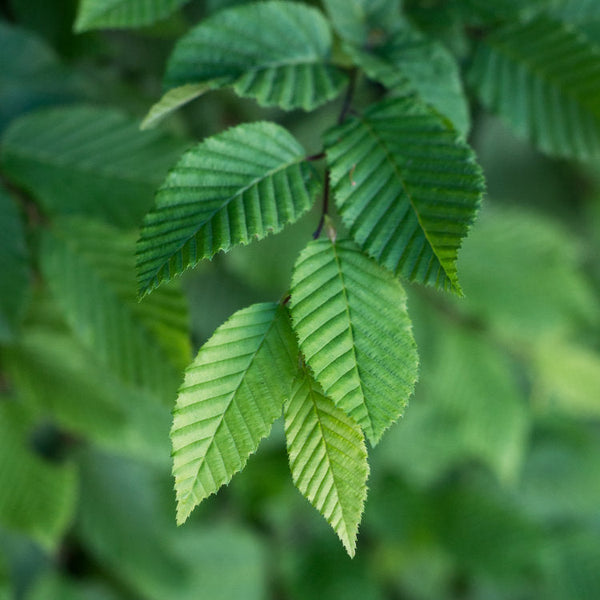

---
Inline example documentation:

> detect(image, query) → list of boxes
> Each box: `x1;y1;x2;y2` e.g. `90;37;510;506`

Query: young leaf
136;121;320;297
172;302;298;524
75;0;190;31
469;17;600;159
41;218;190;401
163;1;347;111
284;369;369;557
324;96;484;294
1;105;188;228
290;239;419;445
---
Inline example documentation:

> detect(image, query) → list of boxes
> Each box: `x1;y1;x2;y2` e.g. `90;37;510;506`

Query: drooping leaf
0;105;188;228
346;27;471;136
40;218;190;401
136;121;320;297
469;17;600;159
284;369;369;557
163;1;347;111
324;96;484;294
172;302;298;524
75;0;190;31
290;238;419;444
0;187;30;343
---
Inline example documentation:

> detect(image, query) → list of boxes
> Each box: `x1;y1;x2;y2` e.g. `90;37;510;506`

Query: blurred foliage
0;0;599;598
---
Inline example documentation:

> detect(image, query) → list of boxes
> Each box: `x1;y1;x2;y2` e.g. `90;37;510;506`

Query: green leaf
40;218;190;400
172;302;298;524
346;27;471;137
1;105;188;228
136;121;320;297
290;239;419;444
75;0;190;31
469;17;600;159
163;1;347;111
324;96;484;293
284;369;369;557
0;400;77;550
0;187;30;343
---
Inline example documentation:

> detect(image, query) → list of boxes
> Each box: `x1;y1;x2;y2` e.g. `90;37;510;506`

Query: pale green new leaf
75;0;190;31
136;122;320;297
172;302;298;524
469;17;600;159
163;1;347;111
0;105;188;228
284;369;369;557
346;27;471;136
41;218;190;400
324;96;484;293
290;239;419;444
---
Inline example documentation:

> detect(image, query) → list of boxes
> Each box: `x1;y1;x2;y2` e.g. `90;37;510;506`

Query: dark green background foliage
1;0;600;597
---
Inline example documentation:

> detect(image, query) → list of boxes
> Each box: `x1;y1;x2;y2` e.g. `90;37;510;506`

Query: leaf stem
338;68;358;125
312;171;330;239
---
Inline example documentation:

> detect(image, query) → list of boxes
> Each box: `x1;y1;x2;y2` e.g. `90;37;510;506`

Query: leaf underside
163;1;347;111
284;370;369;557
172;302;298;524
469;16;600;159
136;121;320;297
324;95;484;293
290;239;419;444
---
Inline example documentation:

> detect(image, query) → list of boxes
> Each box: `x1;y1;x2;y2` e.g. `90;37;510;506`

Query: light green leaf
75;0;190;31
290;238;419;444
0;187;30;343
284;369;369;557
346;27;471;136
469;17;600;159
136;121;320;297
324;96;484;294
163;1;347;111
1;105;188;228
0;401;77;550
172;302;298;524
41;218;190;401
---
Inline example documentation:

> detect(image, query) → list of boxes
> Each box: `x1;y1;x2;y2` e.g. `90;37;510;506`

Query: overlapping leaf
1;105;188;228
284;369;368;556
41;218;190;400
172;302;298;524
75;0;190;31
469;17;600;159
162;1;347;111
136;122;320;297
324;96;484;293
290;239;418;444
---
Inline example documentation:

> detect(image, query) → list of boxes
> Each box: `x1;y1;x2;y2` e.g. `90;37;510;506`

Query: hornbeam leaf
172;302;298;524
284;369;369;557
136;121;320;297
324;96;484;293
163;1;347;111
75;0;190;31
41;218;190;401
290;239;419;444
469;17;600;159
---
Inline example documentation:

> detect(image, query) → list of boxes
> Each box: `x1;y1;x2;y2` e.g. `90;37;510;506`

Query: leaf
136;121;320;297
284;369;369;557
40;218;190;401
0;400;77;550
1;105;189;228
0;187;30;343
346;27;471;137
469;17;600;160
163;1;347;111
171;302;298;524
324;96;484;294
75;0;191;31
290;238;419;444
